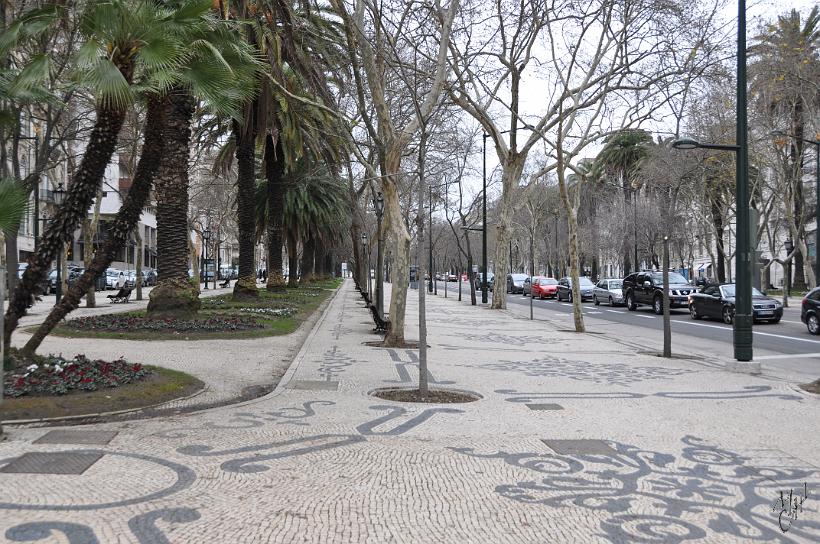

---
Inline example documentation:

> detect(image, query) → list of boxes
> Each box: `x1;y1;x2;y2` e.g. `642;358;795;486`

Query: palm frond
0;178;30;233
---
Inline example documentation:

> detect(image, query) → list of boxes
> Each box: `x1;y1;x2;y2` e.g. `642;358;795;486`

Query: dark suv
802;287;820;335
623;271;695;314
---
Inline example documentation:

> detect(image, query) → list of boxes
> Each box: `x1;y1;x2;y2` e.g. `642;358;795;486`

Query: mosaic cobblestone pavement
1;279;819;543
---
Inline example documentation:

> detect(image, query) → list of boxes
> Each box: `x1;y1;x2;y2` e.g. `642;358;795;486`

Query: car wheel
653;295;663;315
808;314;820;335
608;296;614;306
689;304;700;320
771;317;781;324
593;295;600;306
626;293;637;311
722;306;734;325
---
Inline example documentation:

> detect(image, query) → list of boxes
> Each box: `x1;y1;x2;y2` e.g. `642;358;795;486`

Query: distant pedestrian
116;272;125;289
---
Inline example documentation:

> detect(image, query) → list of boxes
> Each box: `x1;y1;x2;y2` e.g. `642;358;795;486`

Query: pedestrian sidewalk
0;278;818;542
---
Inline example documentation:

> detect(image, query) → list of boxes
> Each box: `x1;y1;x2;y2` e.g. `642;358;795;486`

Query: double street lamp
672;0;752;363
361;232;371;299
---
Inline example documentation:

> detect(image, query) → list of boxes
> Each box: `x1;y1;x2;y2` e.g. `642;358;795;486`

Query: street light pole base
726;360;761;374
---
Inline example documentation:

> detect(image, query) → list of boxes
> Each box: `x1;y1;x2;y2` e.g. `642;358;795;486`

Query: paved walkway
1;279;819;542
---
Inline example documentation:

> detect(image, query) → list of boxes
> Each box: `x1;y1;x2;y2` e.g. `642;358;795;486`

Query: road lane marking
755;352;820;360
674;320;820;344
605;310;620;313
635;315;656;319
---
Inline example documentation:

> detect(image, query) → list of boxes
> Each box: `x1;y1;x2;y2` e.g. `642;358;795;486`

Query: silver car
593;278;624;306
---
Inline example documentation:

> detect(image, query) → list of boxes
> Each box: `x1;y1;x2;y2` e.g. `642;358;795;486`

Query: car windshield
543;278;558;285
511;274;528;281
608;280;623;289
579;277;594;287
720;284;764;298
650;272;689;284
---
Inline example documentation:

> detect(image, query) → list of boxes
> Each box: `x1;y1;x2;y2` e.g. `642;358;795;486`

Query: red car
531;277;559;299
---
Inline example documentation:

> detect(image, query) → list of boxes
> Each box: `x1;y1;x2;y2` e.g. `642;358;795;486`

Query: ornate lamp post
202;229;211;290
52;182;66;305
374;192;385;319
361;232;370;298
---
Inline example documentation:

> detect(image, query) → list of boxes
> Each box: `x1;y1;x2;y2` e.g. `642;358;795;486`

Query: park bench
107;287;132;304
219;277;231;288
367;304;391;334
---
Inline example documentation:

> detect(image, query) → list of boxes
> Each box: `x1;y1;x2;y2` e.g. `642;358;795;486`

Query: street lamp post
772;131;820;282
52;182;66;305
374;192;385;319
202;229;211;290
361;232;370;299
428;184;434;294
671;0;753;364
785;238;794;303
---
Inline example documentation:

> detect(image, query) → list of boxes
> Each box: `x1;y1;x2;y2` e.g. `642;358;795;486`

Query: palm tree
592;129;652;274
147;17;258;317
257;159;347;286
751;6;820;290
226;0;346;299
3;0;202;346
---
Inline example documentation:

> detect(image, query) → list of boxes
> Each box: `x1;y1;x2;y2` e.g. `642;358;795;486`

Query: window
608;280;623;289
704;286;718;296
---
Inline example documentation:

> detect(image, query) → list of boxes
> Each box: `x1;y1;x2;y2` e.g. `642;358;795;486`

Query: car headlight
773;300;782;307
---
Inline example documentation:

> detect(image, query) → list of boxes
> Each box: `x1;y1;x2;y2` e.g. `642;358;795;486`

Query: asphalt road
430;280;820;380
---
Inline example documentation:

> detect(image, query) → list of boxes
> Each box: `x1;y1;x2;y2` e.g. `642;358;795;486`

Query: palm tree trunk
147;89;199;317
314;237;328;278
232;111;259;300
287;230;298;287
21;95;164;355
300;235;316;283
264;135;286;291
4;100;129;347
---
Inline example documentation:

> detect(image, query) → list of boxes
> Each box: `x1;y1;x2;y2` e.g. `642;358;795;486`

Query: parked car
593;278;624;306
802;287;820;335
506;273;529;294
474;272;494;291
689;283;783;324
530;277;559;299
447;272;458;282
623;271;694;314
556;276;595;302
522;276;542;297
142;267;157;286
435;273;444;281
105;268;123;289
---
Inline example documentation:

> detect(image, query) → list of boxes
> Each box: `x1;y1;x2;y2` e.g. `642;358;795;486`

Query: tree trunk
22;95;164;355
83;187;104;307
147;89;199;318
287;231;298;287
232;113;259;300
556;145;584;332
710;194;726;282
4;98;130;347
300;235;316;283
491;160;525;310
4;225;19;297
382;150;412;347
314;237;327;278
264;135;286;291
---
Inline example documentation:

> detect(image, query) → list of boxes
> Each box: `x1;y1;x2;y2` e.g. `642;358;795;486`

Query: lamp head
203;229;211;241
53;182;66;206
671;138;700;150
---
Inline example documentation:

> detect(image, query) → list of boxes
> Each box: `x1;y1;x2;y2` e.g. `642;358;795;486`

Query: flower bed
237;307;297;317
63;314;264;333
4;354;150;397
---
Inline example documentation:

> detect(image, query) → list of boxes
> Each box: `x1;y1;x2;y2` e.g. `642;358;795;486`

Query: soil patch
800;379;820;395
371;387;481;404
2;366;203;422
362;340;429;349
